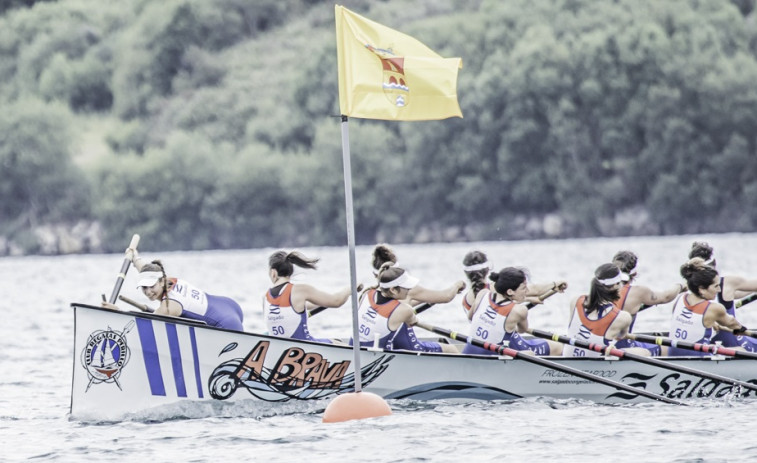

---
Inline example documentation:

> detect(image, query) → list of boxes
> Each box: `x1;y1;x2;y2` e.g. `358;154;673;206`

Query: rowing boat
70;303;757;418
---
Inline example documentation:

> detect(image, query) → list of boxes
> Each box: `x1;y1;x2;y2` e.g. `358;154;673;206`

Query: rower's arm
155;298;181;317
723;275;757;300
606;311;632;340
513;305;529;333
709;304;744;331
527;280;567;297
292;284;350;312
408;282;466;304
635;283;684;306
391;304;417;331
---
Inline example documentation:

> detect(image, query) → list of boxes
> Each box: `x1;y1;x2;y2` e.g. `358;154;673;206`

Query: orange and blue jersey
350;289;401;348
350;289;444;353
264;283;331;343
463;292;550;356
669;294;714;356
563;296;622;357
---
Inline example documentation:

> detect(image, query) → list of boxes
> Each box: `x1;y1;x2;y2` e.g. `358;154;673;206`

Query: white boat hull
71;303;757;418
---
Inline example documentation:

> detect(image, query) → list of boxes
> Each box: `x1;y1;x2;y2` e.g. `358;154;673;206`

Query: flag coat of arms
335;5;463;121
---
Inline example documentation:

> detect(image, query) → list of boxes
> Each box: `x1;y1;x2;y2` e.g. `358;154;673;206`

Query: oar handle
119;294;154;313
736;293;757;309
526;285;563;309
308;306;328;317
108;234;140;304
413;302;434;314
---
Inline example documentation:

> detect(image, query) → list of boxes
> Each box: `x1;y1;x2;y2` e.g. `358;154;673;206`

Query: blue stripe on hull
165;324;187;397
189;327;204;398
135;318;166;396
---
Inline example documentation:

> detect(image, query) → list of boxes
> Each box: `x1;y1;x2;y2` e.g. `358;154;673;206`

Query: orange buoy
322;392;392;423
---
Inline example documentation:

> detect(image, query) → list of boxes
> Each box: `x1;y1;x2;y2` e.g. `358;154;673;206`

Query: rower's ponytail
680;257;717;298
269;250;319;277
585;263;621;315
463;250;490;297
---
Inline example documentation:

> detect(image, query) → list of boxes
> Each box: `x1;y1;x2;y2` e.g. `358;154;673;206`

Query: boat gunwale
70;302;751;363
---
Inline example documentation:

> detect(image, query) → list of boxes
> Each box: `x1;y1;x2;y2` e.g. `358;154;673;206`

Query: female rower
461;250;491;319
563;263;650;357
264;250;351;344
103;249;245;330
669;257;747;356
372;244;466;305
461;250;567;320
352;263;459;353
463;267;563;356
688;241;757;351
611;250;684;355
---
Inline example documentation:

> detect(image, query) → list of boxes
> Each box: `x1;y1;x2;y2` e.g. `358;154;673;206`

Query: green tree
0;99;90;233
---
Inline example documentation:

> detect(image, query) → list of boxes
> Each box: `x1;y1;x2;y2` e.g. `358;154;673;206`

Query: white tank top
264;283;305;338
562;296;620;358
167;278;209;316
356;289;398;345
670;294;712;344
468;290;511;344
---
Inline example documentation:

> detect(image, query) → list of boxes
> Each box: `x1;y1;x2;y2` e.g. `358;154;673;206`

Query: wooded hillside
1;0;756;254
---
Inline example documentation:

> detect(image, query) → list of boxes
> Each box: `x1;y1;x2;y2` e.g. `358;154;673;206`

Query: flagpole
340;114;363;392
322;115;391;422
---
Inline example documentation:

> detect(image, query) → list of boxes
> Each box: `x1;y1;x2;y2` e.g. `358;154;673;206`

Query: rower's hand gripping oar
625;333;757;360
526;284;566;310
108;234;140;304
528;328;757;393
414;322;684;405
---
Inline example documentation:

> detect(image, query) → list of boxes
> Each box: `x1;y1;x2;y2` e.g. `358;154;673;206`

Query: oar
108;234;140;304
118;295;208;325
526;285;564;310
626;333;757;360
723;328;757;340
529;328;757;393
736;293;757;309
307;306;329;317
414;322;684;405
119;294;155;313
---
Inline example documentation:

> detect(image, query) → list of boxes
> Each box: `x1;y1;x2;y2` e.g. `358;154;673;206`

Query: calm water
3;234;757;462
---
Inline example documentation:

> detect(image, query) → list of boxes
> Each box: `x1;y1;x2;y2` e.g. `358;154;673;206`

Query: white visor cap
379;271;419;290
136;271;163;288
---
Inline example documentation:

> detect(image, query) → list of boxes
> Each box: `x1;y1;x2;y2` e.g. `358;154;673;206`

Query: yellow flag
335;5;463;121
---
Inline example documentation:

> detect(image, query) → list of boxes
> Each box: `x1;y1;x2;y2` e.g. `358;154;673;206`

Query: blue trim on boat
165;324;187;398
384;382;521;401
189;326;204;398
135;318;166;396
